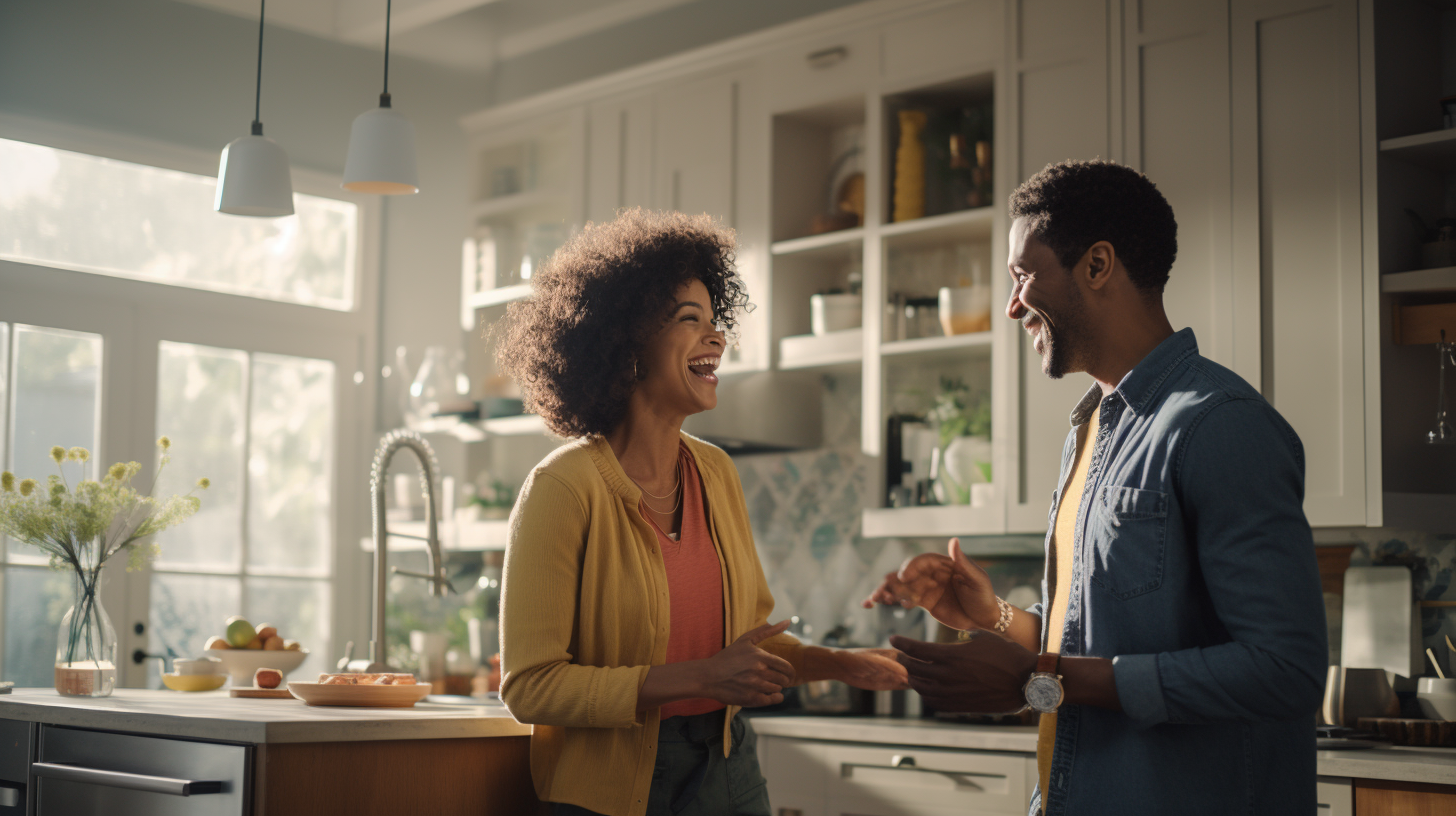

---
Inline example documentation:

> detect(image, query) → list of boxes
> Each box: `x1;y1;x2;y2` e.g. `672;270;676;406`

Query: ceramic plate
287;681;431;708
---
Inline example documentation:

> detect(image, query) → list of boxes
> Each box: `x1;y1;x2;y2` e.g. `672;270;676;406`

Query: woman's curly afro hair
1009;159;1178;295
493;208;750;438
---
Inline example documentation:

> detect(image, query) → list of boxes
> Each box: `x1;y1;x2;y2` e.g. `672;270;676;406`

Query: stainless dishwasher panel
36;725;249;816
822;743;1029;816
0;719;34;815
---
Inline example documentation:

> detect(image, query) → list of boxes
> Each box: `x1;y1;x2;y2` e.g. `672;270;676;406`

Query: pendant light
342;0;419;195
215;0;294;217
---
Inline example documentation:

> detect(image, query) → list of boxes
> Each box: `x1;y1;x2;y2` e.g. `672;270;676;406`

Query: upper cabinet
1231;0;1368;526
458;0;1428;535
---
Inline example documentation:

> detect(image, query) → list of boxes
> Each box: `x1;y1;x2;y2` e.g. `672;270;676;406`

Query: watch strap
1035;651;1060;676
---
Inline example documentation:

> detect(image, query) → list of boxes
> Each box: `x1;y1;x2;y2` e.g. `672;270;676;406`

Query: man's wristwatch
1022;652;1064;713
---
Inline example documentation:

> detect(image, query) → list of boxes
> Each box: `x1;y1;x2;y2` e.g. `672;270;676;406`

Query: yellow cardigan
499;433;806;816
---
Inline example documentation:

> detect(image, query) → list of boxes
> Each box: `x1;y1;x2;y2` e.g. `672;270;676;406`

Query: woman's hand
863;538;999;632
700;621;797;707
828;648;910;691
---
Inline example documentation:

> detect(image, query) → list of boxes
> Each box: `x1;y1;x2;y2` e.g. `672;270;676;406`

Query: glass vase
54;565;116;697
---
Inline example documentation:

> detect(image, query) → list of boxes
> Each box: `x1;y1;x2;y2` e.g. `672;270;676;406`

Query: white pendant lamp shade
216;130;295;216
215;0;293;218
342;101;419;194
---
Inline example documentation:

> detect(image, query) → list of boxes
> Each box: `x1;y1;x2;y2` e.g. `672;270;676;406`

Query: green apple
225;616;256;648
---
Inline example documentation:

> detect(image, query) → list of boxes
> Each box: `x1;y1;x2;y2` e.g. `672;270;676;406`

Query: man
867;160;1327;815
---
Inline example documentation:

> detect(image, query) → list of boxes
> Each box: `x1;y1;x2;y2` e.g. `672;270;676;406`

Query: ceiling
174;0;699;73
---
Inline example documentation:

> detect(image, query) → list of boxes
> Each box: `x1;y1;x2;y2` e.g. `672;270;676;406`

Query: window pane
3;566;71;687
247;577;329;682
153;342;246;571
248;353;333;574
147;573;240;685
0;138;357;311
7;325;101;563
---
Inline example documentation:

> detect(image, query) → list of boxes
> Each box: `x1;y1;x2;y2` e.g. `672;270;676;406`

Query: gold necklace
633;461;683;518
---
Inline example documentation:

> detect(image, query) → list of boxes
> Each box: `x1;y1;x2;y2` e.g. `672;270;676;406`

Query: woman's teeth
687;356;720;383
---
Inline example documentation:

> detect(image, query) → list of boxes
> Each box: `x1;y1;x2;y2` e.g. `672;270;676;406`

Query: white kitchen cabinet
1231;0;1368;526
1122;0;1237;375
756;733;1037;816
1316;776;1353;816
653;73;738;225
586;93;654;225
1000;0;1113;533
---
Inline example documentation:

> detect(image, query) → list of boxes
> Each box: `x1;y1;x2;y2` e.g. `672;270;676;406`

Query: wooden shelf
469;189;568;221
879;207;995;247
1380;129;1456;171
360;517;511;552
467;283;532;310
771;228;865;258
861;504;1021;542
779;328;863;371
881;331;993;358
1382;267;1456;294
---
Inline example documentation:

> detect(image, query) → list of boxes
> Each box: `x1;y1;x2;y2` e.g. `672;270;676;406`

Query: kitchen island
0;688;538;815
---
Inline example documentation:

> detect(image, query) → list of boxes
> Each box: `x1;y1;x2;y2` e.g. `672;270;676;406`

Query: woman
496;209;906;816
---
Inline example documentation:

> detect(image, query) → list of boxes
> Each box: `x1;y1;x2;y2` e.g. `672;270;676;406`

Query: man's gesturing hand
890;631;1039;714
701;621;796;707
863;538;1000;632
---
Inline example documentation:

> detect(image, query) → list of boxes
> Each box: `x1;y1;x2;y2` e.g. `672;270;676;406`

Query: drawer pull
32;762;223;796
840;762;1006;792
806;46;848;69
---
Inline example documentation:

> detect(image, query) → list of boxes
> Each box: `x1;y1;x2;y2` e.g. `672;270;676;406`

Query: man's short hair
1009;160;1178;294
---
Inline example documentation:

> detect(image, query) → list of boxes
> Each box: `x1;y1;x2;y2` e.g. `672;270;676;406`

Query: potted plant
0;438;206;696
929;377;991;505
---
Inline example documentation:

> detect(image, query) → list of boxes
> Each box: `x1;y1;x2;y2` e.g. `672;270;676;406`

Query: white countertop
0;688;531;744
749;716;1456;786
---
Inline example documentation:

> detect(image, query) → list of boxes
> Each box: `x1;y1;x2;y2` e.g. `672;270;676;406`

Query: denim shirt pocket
1087;486;1168;600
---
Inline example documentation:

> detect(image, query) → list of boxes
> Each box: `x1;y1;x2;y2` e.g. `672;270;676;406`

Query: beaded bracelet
955;596;1014;640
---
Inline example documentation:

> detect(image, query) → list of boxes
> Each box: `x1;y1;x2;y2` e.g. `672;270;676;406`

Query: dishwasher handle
32;762;224;796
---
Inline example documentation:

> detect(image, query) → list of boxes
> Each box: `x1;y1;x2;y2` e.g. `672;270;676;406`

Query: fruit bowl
160;672;227;692
205;648;308;688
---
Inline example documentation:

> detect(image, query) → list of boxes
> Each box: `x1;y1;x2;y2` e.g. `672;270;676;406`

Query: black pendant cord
251;0;266;136
380;0;392;108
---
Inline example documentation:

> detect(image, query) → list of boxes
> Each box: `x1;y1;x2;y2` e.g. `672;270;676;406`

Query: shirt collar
1067;328;1199;426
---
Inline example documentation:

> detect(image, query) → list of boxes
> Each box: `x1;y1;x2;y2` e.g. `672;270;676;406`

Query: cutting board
1356;717;1456;747
230;686;294;699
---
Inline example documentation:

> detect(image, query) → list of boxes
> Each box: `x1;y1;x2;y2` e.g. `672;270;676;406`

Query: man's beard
1025;296;1087;380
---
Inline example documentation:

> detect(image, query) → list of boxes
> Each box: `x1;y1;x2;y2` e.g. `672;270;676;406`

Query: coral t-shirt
642;444;726;719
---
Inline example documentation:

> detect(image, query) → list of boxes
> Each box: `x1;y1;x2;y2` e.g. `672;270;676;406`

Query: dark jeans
552;711;771;816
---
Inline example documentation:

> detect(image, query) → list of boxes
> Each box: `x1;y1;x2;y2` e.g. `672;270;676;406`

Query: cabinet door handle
839;762;1004;792
32;762;224;796
807;46;848;69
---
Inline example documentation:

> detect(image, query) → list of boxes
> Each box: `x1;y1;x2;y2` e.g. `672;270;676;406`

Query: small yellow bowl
161;672;227;692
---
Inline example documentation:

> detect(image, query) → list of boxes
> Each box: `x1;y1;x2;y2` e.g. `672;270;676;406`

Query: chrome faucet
353;429;454;672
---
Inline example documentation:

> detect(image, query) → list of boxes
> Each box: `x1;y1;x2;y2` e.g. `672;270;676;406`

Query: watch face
1025;674;1063;712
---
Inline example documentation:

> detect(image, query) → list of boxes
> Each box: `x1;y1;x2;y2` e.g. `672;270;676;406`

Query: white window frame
0;114;381;688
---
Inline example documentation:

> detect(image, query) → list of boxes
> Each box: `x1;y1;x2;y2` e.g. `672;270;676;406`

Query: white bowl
1417;677;1456;720
205;648;309;688
172;656;221;676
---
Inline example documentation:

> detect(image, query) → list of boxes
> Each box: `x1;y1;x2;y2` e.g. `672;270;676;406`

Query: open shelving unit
765;65;1004;538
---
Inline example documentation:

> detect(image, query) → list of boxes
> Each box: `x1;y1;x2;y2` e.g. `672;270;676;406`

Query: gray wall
0;0;492;429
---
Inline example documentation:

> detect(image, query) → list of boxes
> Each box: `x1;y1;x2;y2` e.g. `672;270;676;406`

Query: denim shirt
1027;329;1327;816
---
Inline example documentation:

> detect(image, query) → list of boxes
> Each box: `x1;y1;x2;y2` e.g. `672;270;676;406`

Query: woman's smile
687;354;720;385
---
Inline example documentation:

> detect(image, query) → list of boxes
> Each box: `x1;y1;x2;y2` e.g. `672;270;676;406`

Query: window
0;323;103;688
0;126;371;689
147;342;334;683
0;137;358;310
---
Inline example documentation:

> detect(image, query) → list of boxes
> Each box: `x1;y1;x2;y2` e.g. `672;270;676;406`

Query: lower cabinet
758;734;1036;816
1317;776;1352;816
